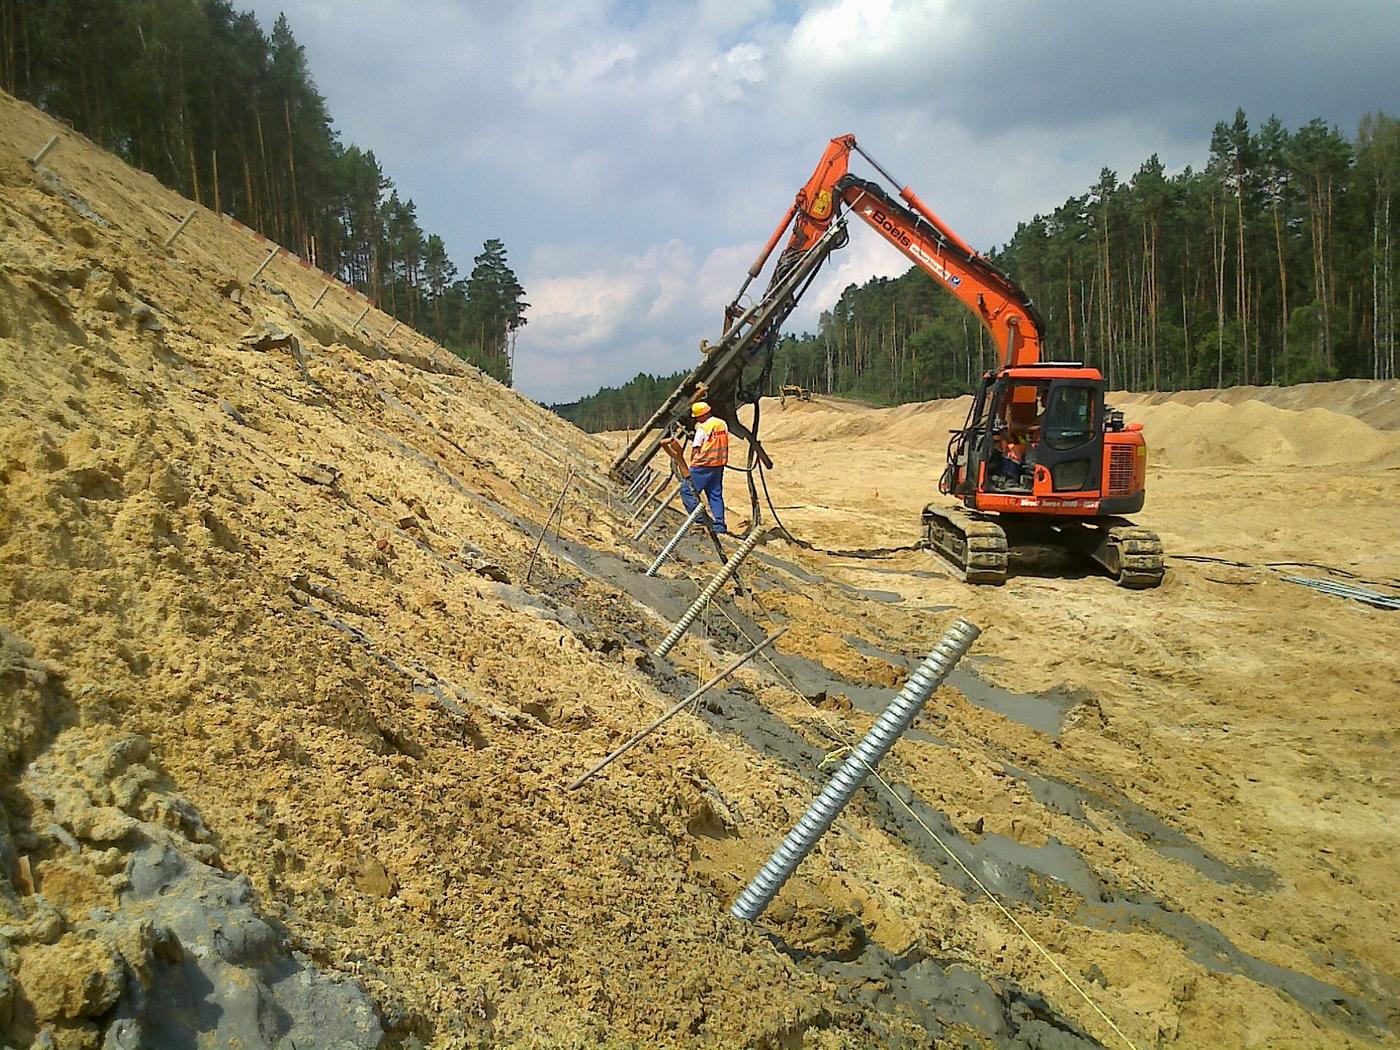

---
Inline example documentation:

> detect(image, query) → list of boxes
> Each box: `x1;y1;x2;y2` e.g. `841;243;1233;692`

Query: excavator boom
610;133;1162;589
835;175;1044;369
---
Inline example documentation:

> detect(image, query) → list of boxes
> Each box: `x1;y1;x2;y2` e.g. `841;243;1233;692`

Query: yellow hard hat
691;401;711;418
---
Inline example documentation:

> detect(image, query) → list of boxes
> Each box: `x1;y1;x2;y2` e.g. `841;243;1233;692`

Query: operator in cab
682;401;729;534
996;427;1030;488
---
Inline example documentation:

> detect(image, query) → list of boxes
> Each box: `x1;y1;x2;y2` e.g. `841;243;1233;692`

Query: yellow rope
687;586;1140;1050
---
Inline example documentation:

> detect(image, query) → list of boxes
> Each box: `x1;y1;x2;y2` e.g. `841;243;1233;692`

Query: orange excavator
611;135;1164;588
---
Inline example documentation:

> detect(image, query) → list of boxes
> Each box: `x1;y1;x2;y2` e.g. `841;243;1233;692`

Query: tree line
551;371;686;433
1;0;527;381
560;109;1398;429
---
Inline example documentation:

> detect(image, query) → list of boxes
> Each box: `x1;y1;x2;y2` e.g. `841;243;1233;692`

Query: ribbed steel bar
1281;575;1400;609
645;503;705;576
569;626;789;790
653;530;763;660
627;471;672;525
634;484;682;540
524;467;574;584
163;207;197;248
31;135;59;167
624;467;655;503
730;618;981;922
249;245;279;282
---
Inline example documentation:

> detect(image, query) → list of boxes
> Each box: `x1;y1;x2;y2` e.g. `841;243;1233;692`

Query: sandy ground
2;86;1399;1049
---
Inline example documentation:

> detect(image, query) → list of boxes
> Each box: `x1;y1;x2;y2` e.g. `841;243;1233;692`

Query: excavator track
1098;524;1166;589
923;507;1165;589
922;504;1008;585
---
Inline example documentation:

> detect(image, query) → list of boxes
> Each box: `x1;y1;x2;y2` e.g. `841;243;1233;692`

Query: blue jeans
681;466;726;533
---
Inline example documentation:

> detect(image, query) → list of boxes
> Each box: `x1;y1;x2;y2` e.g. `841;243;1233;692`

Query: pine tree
461;239;529;384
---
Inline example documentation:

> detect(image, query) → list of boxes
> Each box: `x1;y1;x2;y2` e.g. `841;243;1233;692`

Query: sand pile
1119;379;1400;430
750;385;1400;471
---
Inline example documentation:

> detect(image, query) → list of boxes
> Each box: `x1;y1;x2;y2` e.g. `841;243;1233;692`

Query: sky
244;0;1400;404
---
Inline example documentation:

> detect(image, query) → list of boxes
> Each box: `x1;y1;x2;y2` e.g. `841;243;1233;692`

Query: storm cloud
244;0;1400;402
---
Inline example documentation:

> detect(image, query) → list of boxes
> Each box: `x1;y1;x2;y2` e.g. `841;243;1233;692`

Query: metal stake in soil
627;471;672;525
645;503;705;577
30;135;59;167
164;207;197;248
652;530;763;660
623;468;652;503
633;484;682;540
525;467;575;584
730;618;981;922
569;626;789;790
249;246;279;282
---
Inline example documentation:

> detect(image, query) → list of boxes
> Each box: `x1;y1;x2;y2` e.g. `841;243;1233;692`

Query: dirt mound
751;383;1400;471
1124;400;1400;469
0;91;884;1048
1118;379;1400;430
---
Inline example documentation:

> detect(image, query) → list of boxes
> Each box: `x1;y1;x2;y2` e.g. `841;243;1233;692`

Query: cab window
1042;386;1095;450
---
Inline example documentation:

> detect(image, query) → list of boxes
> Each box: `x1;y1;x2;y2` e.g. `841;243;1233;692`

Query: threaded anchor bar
730;618;981;922
570;626;789;790
31;135;59;167
163;207;197;248
633;484;682;540
627;471;672;525
623;468;653;503
645;503;705;577
249;245;279;282
653;530;763;660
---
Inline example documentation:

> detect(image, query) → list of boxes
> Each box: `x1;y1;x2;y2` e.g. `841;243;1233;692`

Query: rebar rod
353;304;372;327
569;626;789;790
623;469;652;502
646;504;705;577
653;530;763;659
633;484;682;540
311;284;330;309
164;207;197;248
525;467;574;584
1281;575;1400;609
626;471;672;525
31;135;58;167
249;246;279;282
627;468;657;504
730;618;981;922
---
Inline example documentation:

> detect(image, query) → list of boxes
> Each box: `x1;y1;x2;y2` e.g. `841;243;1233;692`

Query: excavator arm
834;174;1044;368
610;134;1045;481
728;135;1044;369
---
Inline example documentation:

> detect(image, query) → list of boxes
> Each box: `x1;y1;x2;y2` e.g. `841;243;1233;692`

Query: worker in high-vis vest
681;401;729;534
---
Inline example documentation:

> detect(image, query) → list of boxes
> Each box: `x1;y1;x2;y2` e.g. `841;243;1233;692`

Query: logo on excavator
865;206;963;289
812;189;833;219
865;206;912;248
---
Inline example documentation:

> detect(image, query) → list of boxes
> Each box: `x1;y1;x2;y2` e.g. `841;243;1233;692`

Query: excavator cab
979;370;1105;497
950;365;1107;504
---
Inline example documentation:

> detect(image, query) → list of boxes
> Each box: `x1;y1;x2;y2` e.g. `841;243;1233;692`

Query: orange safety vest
692;417;729;468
